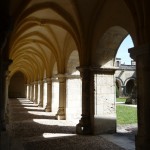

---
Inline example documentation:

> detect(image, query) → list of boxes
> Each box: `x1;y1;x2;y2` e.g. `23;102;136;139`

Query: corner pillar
129;44;150;150
76;67;92;135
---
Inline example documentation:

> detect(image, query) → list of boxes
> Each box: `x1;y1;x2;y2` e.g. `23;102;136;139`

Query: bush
116;86;119;98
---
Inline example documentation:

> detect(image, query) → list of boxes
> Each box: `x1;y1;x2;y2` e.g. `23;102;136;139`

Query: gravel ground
7;98;137;150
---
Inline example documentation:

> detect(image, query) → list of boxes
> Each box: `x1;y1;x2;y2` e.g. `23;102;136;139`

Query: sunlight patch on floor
24;106;44;110
32;119;76;126
27;111;53;116
42;133;76;138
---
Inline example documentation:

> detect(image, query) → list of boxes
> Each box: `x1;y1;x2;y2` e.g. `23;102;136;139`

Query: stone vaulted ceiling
9;0;80;82
7;0;145;82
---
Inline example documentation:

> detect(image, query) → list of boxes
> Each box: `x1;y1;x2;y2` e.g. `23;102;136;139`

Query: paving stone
7;98;136;150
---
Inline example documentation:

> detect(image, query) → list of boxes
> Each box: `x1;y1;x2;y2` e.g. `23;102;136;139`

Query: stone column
43;79;47;108
129;44;150;150
34;81;38;104
76;67;92;135
4;76;9;124
5;76;9;108
38;80;44;107
0;59;12;131
45;78;52;112
31;82;34;102
27;84;30;99
56;74;66;120
121;85;126;96
29;83;32;100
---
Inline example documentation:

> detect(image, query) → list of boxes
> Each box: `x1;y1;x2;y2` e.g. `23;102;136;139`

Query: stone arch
90;26;135;134
66;50;80;75
8;71;26;98
125;78;136;96
9;1;82;74
91;26;131;67
116;77;123;97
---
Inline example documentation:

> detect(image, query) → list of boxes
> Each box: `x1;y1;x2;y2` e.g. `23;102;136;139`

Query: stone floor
2;98;137;150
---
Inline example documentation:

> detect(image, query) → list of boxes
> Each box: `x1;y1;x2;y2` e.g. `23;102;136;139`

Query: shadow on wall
8;72;26;98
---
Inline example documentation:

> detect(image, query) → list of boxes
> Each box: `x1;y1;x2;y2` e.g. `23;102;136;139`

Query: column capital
76;66;116;74
65;74;81;79
76;66;90;71
55;74;65;78
76;66;91;78
34;81;38;85
56;74;66;82
31;82;34;85
90;66;116;74
129;44;150;60
51;77;59;82
38;80;44;84
46;78;52;83
43;78;47;83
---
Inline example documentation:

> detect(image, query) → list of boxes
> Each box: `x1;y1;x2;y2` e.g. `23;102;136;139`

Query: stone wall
52;81;59;113
66;78;82;120
93;74;116;134
8;72;26;98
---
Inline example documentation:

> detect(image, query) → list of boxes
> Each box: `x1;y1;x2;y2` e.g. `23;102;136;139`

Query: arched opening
8;71;26;98
115;34;137;136
91;26;137;135
125;79;135;96
116;78;123;98
115;34;136;99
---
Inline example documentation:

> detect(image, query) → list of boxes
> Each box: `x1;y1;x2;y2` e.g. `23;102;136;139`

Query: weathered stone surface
7;98;135;150
66;78;82;120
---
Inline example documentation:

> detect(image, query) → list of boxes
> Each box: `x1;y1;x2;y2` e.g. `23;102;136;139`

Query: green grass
116;98;126;103
116;105;137;124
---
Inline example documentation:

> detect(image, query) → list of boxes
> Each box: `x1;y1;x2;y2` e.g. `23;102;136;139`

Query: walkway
2;98;137;150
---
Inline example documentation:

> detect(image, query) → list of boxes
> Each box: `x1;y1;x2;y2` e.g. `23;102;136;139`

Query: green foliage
116;86;119;98
116;105;137;124
116;98;126;102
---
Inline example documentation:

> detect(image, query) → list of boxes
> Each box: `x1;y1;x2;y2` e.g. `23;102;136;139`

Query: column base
76;122;91;135
38;103;43;107
76;115;92;135
56;114;65;120
34;100;38;104
45;107;51;112
30;98;34;102
136;134;150;150
56;107;65;120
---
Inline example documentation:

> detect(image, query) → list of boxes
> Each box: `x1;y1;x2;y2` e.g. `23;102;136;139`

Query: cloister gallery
0;0;150;149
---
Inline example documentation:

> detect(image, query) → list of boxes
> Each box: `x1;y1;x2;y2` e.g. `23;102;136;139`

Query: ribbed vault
9;0;80;82
8;0;138;82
